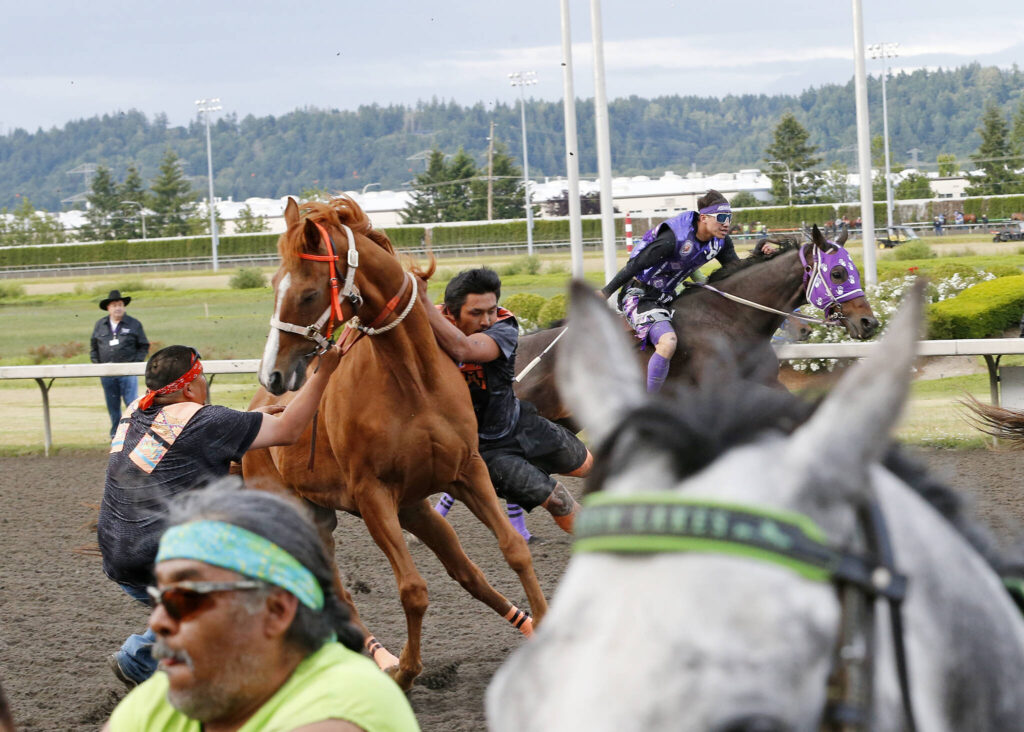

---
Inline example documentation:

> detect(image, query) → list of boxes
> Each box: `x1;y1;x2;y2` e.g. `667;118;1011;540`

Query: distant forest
3;63;1023;211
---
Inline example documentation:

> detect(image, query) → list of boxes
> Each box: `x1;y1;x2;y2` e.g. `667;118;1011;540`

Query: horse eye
301;290;319;305
830;266;847;284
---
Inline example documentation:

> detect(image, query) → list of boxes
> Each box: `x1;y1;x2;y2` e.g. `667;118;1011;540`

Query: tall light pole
851;0;877;284
509;71;537;256
121;200;146;239
767;160;793;206
361;182;380;194
869;42;898;237
196;98;222;271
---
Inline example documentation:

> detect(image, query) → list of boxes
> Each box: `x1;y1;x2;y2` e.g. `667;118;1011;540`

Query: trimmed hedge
379;227;426;249
0;233;281;267
429;218;615;246
927;274;1024;339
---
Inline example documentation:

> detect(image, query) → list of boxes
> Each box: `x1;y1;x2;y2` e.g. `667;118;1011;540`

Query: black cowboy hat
99;289;132;310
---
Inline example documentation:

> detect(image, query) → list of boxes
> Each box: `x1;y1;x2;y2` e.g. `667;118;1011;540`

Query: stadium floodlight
868;43;899;236
196;98;223;271
509;71;538;255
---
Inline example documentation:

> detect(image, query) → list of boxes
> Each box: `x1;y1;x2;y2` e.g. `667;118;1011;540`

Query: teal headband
156;520;325;611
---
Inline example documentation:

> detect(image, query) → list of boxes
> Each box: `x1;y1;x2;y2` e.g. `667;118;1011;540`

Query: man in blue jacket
91;290;150;437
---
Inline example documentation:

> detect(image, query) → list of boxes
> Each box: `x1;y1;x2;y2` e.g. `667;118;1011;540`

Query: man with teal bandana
103;485;419;732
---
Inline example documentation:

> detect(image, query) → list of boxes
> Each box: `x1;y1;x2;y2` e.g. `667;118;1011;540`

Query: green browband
573;493;837;583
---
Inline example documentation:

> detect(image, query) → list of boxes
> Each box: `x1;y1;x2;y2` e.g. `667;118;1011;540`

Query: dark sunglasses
705;212;732;224
147;580;263;621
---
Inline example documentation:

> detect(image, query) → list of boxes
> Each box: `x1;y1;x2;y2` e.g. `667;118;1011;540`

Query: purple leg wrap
647;353;670;393
506;503;533;542
434;492;455;518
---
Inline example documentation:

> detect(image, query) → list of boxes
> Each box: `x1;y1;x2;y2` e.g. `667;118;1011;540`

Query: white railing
5;338;1024;455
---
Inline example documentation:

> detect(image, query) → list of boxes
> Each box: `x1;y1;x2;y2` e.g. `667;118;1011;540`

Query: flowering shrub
786;269;997;373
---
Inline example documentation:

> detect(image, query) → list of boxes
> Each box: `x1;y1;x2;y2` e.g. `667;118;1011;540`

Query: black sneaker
108;654;139;689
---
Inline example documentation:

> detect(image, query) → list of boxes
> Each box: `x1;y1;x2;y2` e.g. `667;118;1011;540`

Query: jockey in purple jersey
601;189;738;392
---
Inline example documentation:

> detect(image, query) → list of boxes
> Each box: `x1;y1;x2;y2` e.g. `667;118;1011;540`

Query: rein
574;491;918;731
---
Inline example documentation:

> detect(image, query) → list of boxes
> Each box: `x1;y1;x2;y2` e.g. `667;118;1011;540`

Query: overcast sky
3;0;1023;134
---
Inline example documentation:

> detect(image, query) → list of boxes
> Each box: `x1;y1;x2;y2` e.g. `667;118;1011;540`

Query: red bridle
269;220;416;355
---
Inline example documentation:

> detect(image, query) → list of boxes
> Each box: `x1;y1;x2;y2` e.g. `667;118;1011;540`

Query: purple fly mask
799;241;865;318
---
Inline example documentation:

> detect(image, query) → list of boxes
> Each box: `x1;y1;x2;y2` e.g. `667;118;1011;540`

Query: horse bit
269;221;417;354
574;412;918;732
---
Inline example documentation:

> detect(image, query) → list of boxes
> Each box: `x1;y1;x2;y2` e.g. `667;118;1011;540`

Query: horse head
805;224;878;339
489;279;941;731
258;196;402;395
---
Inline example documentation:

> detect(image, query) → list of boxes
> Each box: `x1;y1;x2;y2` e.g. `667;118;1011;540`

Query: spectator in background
91;290;150;437
937;213;946;235
103;485;419;732
955;210;964;227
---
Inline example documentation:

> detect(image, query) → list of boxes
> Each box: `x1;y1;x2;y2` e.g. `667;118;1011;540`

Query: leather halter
268;220;416;355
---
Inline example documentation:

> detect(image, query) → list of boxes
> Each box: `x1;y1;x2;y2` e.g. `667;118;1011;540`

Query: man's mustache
152;638;195;670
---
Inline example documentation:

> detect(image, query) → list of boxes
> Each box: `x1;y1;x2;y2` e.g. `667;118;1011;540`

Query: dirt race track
0;448;1022;731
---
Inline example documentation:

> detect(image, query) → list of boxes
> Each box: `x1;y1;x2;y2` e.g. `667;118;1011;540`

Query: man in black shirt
419;269;592;536
101;342;342;687
90;290;150;436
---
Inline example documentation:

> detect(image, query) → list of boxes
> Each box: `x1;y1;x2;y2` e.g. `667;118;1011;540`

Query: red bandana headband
138;353;204;410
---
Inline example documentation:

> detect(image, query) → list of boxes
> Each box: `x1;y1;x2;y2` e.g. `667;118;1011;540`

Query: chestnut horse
243;196;546;690
515;225;878;428
963;395;1024;447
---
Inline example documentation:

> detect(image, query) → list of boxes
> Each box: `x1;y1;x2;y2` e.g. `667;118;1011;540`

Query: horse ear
835;225;848;246
790;279;925;483
810;224;827;250
284;197;299;228
557;281;645;446
302;218;321;254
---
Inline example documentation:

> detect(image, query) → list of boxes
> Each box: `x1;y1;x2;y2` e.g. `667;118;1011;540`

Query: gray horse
487;280;1024;731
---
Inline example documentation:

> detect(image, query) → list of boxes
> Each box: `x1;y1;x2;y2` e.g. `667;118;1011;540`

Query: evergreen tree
149;149;196;236
1011;99;1024;168
235;204;270;233
763;113;821;205
728;191;760;208
402;150;449;224
966;102;1020;196
116;164;148;239
442;147;478;221
81;166;120;240
468;140;525;220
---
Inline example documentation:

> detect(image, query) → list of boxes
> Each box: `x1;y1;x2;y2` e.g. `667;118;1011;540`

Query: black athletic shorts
478;401;589;511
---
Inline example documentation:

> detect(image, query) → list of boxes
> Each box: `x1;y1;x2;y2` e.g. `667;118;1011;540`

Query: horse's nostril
268;371;285;395
717;714;787;732
863;316;879;333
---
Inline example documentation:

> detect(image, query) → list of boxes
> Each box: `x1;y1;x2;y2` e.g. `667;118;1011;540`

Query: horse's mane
587;380;1024;577
279;196;395;265
704;237;800;284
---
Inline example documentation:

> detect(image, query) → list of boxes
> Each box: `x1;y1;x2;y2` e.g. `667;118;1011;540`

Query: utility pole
559;0;584;278
591;0;617;283
851;0;877;284
487;120;495;221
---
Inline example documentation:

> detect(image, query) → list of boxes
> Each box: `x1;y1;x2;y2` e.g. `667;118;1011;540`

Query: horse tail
961;394;1024;447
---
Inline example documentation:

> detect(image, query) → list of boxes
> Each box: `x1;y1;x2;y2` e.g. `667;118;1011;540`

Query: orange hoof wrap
365;635;400;670
504;605;534;637
552;508;577;534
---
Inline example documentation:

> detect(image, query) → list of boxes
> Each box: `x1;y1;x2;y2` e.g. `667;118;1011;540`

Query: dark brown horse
515;225;878;425
243;196;546;690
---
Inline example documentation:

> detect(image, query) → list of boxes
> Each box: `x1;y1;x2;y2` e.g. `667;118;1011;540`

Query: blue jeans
101;375;139;437
115;582;158;683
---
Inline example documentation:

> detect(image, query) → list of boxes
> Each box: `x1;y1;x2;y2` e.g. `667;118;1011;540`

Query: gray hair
163;479;363;653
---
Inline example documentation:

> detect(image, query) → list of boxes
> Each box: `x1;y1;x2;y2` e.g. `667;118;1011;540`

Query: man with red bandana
601;189;739;393
99;343;342;688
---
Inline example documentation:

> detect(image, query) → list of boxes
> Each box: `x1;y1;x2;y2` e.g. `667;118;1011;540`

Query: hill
2;63;1022;211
